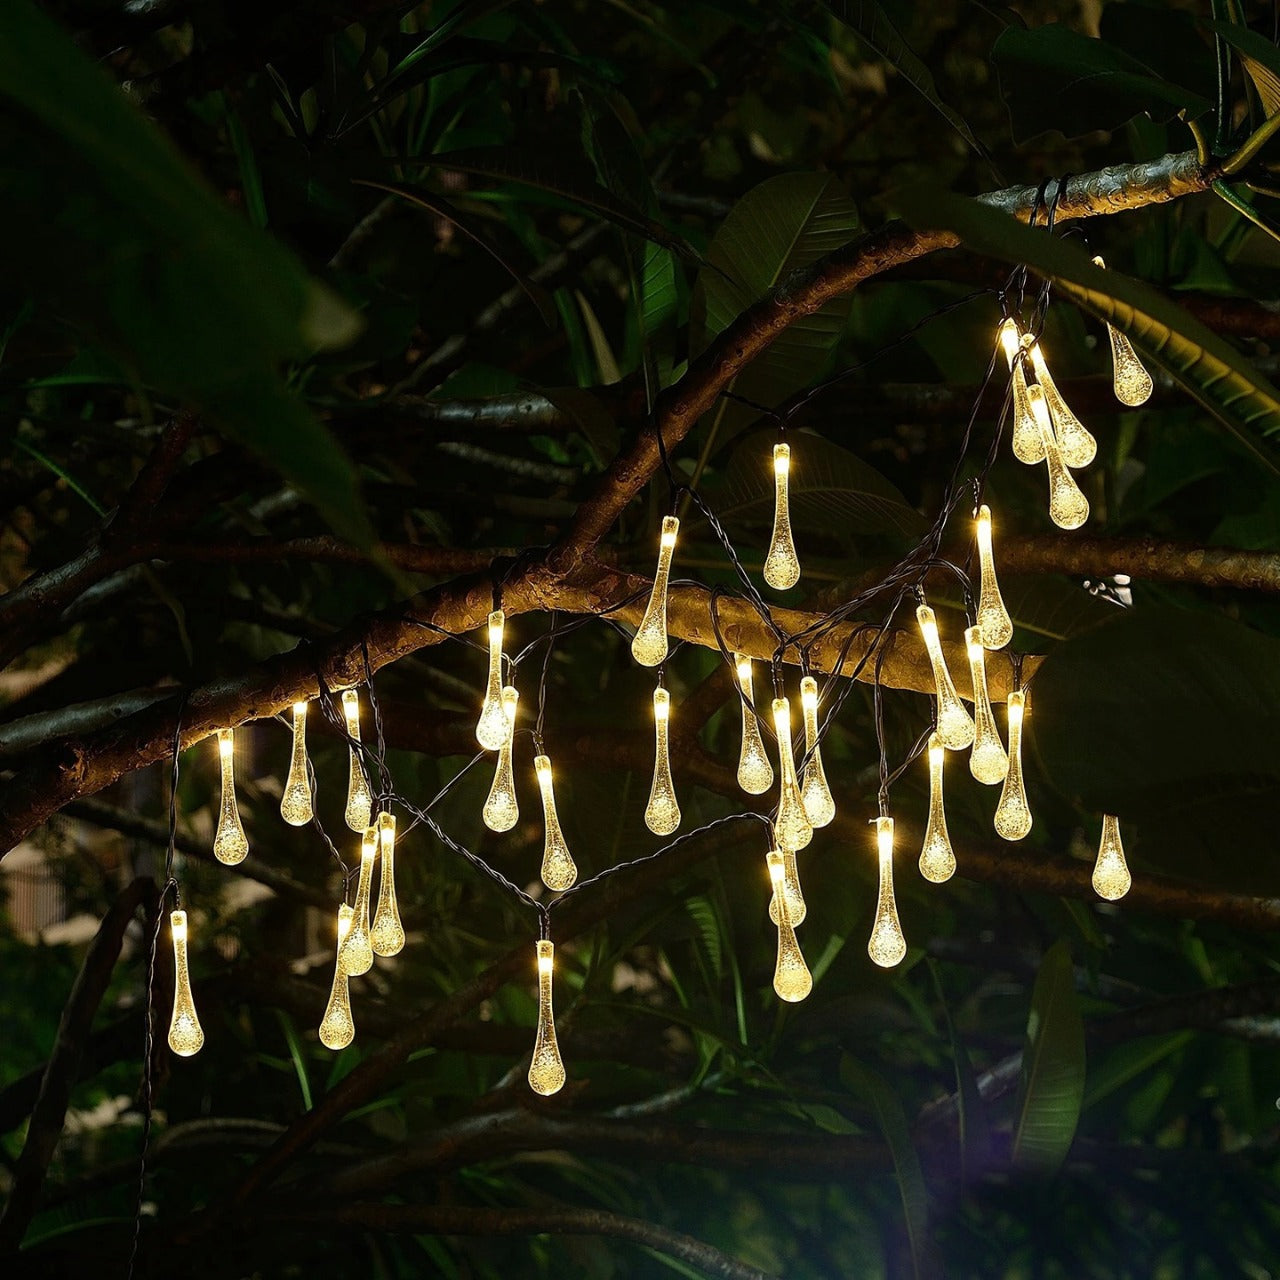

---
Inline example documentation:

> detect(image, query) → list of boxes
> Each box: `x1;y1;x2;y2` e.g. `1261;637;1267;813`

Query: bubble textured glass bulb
536;754;578;891
528;940;566;1096
1001;325;1047;466
319;904;356;1050
1093;814;1132;901
1093;257;1153;406
371;812;405;957
645;687;681;835
632;516;679;667
868;817;907;968
916;604;975;751
919;733;956;884
799;676;835;827
965;627;1008;785
767;851;812;1002
482;686;520;833
166;910;204;1056
213;728;249;865
771;696;813;851
994;690;1033;841
476;610;508;750
280;700;313;826
734;655;774;796
763;443;800;590
1029;384;1090;530
340;830;376;977
1030;342;1097;469
975;505;1013;650
768;844;807;927
342;689;373;832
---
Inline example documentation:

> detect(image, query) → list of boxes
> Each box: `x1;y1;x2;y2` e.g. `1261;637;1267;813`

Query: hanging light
1028;383;1090;530
868;817;907;969
771;696;813;851
482;686;520;833
919;733;956;884
799;676;836;828
766;851;812;1002
319;904;356;1050
965;627;1008;785
632;516;679;667
734;655;774;796
535;754;578;891
1092;814;1132;900
994;691;1032;841
342;689;373;832
975;505;1013;650
916;604;975;751
528;939;567;1096
1092;256;1153;406
166;909;204;1057
213;728;249;865
280;700;313;826
763;443;800;590
645;686;681;835
340;829;376;978
476;610;509;750
370;812;405;957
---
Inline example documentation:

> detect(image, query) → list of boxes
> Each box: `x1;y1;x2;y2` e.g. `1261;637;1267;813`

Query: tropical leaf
1208;20;1280;118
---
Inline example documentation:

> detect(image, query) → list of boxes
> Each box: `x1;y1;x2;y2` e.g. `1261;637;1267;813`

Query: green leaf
1207;20;1280;118
1012;940;1085;1175
991;24;1212;143
894;185;1280;477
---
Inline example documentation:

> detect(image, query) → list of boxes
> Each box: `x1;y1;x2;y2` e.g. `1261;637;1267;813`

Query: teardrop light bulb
771;696;813;851
167;909;204;1057
213;728;249;865
340;828;377;977
919;733;956;884
763;443;800;590
994;690;1033;841
766;851;812;1002
370;812;405;957
476;610;508;750
799;676;835;827
528;940;566;1096
342;688;373;833
1093;256;1153;406
536;754;578;890
734;655;774;796
1029;341;1097;469
632;516;679;667
645;687;681;835
319;904;356;1050
768;843;807;927
975;505;1013;650
280;700;313;826
965;626;1008;785
1028;383;1090;530
1092;814;1132;901
999;322;1047;466
482;685;520;833
868;817;907;969
916;604;975;751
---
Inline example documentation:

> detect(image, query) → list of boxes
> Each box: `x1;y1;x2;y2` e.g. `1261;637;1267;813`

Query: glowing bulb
213;728;249;865
768;843;807;927
965;627;1008;785
771;696;813;851
340;829;376;977
535;754;577;891
528;939;566;1096
1028;384;1090;530
645;686;681;835
1004;328;1047;466
482;685;520;832
1093;256;1153;406
919;733;956;883
798;676;835;828
994;690;1032;841
1029;342;1097;469
631;516;679;667
916;604;975;751
997;317;1021;369
319;904;356;1050
476;609;508;750
766;851;812;1002
370;812;405;957
280;700;313;826
341;689;373;833
1092;814;1132;901
763;443;800;590
734;655;774;795
166;910;204;1056
975;505;1013;650
868;817;907;968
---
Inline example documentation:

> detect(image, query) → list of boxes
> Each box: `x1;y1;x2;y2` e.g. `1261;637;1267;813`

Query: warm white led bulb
319;903;356;1050
919;733;956;884
768;842;807;927
482;685;520;832
965;627;1008;785
645;687;681;835
1028;383;1090;530
370;812;405;957
476;610;508;750
994;691;1033;841
916;604;975;751
1030;341;1097;469
213;728;249;865
536;754;578;891
167;909;204;1057
1093;814;1132;900
528;939;567;1095
975;505;1013;650
342;689;373;833
766;851;812;1002
1092;256;1153;406
868;817;907;968
340;829;377;977
763;443;800;591
632;517;679;667
799;676;835;827
734;655;774;796
771;696;813;851
280;701;313;826
1008;330;1047;466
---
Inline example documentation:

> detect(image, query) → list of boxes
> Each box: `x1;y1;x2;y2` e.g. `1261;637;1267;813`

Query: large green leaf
0;0;370;545
1012;940;1085;1175
894;186;1280;477
1207;20;1280;118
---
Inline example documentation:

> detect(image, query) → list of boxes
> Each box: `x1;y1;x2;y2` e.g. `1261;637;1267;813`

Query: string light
280;700;313;826
631;516;679;667
994;690;1032;841
342;689;373;832
799;676;835;827
1029;342;1097;469
213;728;248;865
645;686;681;835
771;696;813;851
370;812;405;957
766;851;812;1002
734;655;774;795
340;828;376;977
965;626;1008;785
1092;814;1132;900
975;505;1013;650
999;320;1046;465
319;904;356;1050
535;754;577;890
916;604;975;751
867;816;907;968
166;910;204;1057
482;685;520;833
763;443;800;590
768;844;807;926
476;609;508;751
1092;256;1153;406
918;732;956;883
1028;383;1090;530
528;939;566;1096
